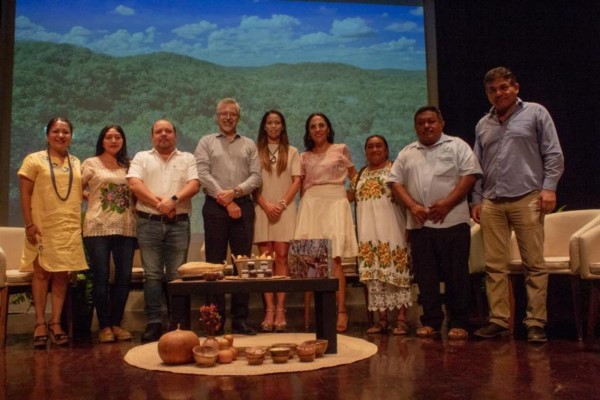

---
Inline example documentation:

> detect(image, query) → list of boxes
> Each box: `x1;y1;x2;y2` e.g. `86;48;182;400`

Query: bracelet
279;200;287;209
25;223;34;229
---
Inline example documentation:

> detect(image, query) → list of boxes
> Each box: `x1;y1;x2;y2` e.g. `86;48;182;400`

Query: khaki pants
481;191;547;328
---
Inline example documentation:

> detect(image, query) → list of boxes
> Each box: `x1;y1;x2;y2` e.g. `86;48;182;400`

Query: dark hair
257;110;289;175
150;119;177;135
303;113;335;151
413;105;444;123
96;124;130;168
484;66;517;85
364;134;390;161
45;117;73;136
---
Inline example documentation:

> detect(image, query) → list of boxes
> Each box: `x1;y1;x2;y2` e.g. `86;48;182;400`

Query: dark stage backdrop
434;0;600;210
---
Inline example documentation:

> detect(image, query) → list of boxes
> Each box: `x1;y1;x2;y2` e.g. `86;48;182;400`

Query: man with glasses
471;67;564;343
195;98;261;335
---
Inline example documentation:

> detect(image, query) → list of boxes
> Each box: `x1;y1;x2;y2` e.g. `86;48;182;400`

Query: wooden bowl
192;345;218;367
245;346;267;366
271;342;298;359
296;343;316;362
302;339;328;357
269;346;291;363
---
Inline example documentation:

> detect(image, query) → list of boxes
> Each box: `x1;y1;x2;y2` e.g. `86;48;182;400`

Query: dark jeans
409;223;471;330
136;218;190;324
83;235;136;329
203;196;255;325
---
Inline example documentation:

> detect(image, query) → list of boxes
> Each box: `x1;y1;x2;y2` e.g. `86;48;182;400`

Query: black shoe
473;323;510;339
141;323;163;342
527;326;547;343
231;321;257;335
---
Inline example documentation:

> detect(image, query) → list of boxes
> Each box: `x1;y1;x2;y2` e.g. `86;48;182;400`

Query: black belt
136;211;189;223
489;192;532;202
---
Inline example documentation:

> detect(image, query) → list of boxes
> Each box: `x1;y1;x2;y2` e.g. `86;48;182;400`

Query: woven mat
124;333;377;376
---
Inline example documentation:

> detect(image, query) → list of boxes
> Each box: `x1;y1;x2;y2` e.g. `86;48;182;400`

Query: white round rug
124;333;377;376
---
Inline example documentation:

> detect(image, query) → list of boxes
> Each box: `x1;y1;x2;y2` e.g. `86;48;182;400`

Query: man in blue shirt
471;67;564;343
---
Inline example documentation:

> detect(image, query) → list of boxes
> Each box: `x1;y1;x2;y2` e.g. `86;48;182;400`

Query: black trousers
409;223;471;330
202;195;255;325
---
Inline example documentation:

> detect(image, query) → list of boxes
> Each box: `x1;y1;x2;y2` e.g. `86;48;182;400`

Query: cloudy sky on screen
15;0;425;70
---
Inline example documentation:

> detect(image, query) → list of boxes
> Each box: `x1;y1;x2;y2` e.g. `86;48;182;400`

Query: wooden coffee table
168;277;339;353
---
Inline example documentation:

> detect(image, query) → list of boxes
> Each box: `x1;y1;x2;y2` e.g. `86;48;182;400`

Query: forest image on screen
10;0;427;229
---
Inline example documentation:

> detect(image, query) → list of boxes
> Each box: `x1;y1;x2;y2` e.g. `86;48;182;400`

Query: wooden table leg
169;294;191;330
314;290;337;354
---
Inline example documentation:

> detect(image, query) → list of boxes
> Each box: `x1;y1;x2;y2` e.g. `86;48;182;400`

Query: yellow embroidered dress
18;151;88;272
351;162;412;310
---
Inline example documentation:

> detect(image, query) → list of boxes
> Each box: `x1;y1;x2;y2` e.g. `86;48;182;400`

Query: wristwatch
233;188;241;198
171;194;178;202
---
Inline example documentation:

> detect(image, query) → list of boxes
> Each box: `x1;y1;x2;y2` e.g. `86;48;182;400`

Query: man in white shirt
388;106;481;340
127;119;200;342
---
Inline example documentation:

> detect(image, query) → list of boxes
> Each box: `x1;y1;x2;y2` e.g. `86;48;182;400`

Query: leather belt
136;211;189;223
489;192;532;202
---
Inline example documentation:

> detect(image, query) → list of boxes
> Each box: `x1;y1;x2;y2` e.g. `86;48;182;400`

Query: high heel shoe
337;311;348;333
261;308;275;332
33;323;48;348
274;307;287;332
48;322;69;345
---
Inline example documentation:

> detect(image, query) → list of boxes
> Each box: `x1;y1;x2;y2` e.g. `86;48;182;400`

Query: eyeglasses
217;112;239;119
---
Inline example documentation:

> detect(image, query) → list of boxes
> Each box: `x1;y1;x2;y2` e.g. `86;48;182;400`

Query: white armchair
572;221;600;339
507;209;600;339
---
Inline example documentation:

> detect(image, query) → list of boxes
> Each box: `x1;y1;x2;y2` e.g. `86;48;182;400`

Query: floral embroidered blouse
81;157;136;237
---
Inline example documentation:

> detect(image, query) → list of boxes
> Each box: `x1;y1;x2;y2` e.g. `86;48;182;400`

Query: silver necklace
268;146;279;164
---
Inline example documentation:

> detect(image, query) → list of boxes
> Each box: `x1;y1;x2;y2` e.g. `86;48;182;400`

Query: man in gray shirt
471;67;564;343
195;98;261;335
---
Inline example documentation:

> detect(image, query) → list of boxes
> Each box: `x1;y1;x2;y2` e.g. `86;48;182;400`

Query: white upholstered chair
0;227;34;347
571;219;600;340
507;209;600;339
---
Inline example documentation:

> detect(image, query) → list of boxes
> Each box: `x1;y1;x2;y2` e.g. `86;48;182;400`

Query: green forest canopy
10;41;427;229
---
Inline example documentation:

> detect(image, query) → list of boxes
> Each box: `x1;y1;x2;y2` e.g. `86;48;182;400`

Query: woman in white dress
254;110;301;332
349;135;412;335
294;113;358;332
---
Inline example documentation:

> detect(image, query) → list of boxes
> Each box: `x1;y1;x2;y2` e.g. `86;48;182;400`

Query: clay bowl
296;343;316;362
245;346;267;366
269;346;291;363
271;342;298;359
192;345;219;367
302;339;328;357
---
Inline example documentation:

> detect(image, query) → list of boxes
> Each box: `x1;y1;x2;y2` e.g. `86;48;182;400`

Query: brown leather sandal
48;322;69;345
33;323;48;348
448;328;469;340
392;321;409;335
416;326;439;338
367;320;389;334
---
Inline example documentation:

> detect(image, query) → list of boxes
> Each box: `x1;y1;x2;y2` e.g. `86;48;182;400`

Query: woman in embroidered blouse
294;113;359;332
348;135;412;335
19;117;88;347
254;110;302;332
82;125;137;343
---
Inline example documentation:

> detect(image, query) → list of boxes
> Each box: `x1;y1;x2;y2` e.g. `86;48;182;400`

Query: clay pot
202;336;220;350
229;346;239;360
157;326;199;365
269;347;290;363
218;348;234;364
272;342;297;358
223;334;234;347
217;337;230;350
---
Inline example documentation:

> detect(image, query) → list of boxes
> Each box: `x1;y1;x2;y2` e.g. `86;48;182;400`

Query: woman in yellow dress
19;117;88;347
